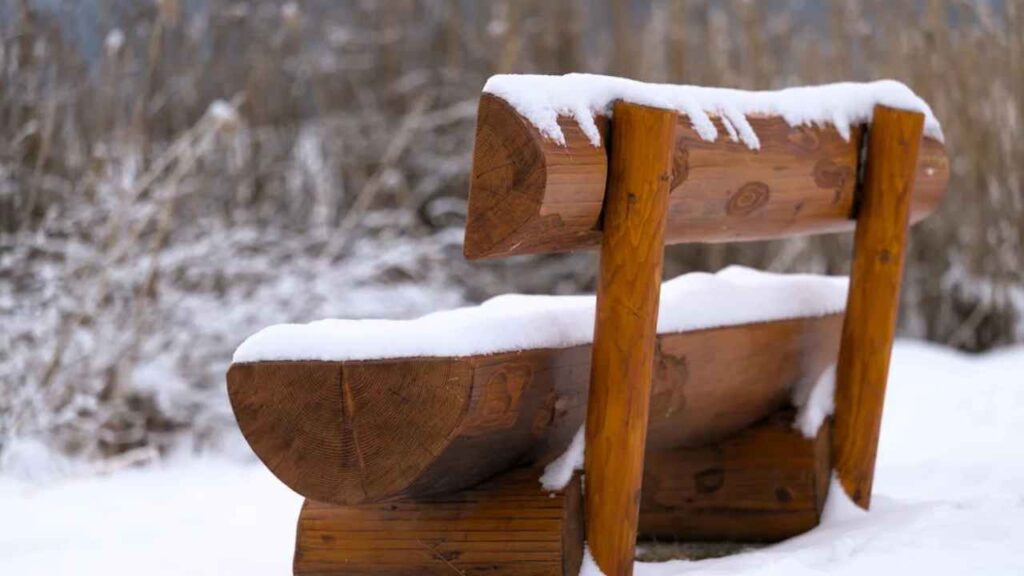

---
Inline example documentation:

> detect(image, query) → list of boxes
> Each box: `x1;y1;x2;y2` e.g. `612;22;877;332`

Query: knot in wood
787;126;821;151
813;158;852;191
727;182;771;216
694;467;725;494
670;146;689;191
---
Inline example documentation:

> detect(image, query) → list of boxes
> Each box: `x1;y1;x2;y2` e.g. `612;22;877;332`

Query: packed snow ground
2;341;1023;575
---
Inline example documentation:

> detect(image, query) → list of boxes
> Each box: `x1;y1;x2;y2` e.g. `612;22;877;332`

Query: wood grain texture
464;93;948;259
833;105;923;509
228;314;843;506
291;411;829;576
464;93;606;258
293;468;584;576
639;409;832;542
584;101;677;576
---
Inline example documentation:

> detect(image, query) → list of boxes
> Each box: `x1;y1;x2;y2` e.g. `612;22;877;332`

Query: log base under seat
293;468;584;576
293;408;830;575
639;408;832;542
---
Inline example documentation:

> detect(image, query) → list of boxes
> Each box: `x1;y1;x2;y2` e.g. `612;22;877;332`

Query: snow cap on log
465;75;949;259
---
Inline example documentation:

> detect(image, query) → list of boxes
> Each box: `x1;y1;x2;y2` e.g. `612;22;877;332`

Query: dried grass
1;0;1020;462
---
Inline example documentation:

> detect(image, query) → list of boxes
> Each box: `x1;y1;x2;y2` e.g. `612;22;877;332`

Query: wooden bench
228;77;948;575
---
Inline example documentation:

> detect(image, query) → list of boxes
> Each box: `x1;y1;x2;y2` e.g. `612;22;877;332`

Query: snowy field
2;340;1022;575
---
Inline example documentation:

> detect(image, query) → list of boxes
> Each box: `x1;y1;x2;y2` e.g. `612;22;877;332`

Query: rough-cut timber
639;408;832;542
464;93;949;259
228;314;843;506
584;101;676;576
833;105;923;509
293;468;584;576
291;411;828;576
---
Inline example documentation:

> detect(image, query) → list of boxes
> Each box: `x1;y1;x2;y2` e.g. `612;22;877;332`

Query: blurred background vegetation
1;0;1021;467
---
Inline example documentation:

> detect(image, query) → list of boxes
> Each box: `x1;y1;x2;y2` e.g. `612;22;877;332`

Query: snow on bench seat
232;266;847;364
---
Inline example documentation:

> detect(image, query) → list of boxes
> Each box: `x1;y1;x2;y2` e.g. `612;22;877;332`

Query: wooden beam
293;468;584;576
228;314;843;507
292;409;830;576
464;94;948;259
639;408;831;542
833;105;924;509
584;101;676;576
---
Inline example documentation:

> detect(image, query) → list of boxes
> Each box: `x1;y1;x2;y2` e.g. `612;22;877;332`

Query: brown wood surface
584;101;677;576
639;408;831;542
293;467;584;576
292;409;829;576
833;105;923;509
464;93;949;259
228;314;843;506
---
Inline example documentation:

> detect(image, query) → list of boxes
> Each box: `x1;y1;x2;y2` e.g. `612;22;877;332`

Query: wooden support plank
584;101;677;576
639;409;832;542
293;468;583;576
292;409;833;576
228;314;843;506
833;105;924;509
464;94;948;259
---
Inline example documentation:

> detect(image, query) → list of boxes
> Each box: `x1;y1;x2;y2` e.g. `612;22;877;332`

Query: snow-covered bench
227;74;948;576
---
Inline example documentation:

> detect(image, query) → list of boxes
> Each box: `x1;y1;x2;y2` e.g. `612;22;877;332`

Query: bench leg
833;104;924;508
585;101;677;576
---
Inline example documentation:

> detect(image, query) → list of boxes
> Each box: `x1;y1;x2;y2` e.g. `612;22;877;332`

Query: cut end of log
227;359;469;505
909;136;950;224
463;95;546;260
464;94;607;260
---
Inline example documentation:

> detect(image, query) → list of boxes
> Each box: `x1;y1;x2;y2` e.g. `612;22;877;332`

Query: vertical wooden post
833;105;924;509
585;101;676;576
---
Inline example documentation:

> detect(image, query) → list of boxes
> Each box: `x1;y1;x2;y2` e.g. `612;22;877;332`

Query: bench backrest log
464;95;948;576
465;93;947;260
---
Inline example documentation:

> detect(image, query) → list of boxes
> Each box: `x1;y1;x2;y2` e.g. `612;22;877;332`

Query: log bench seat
228;266;846;507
